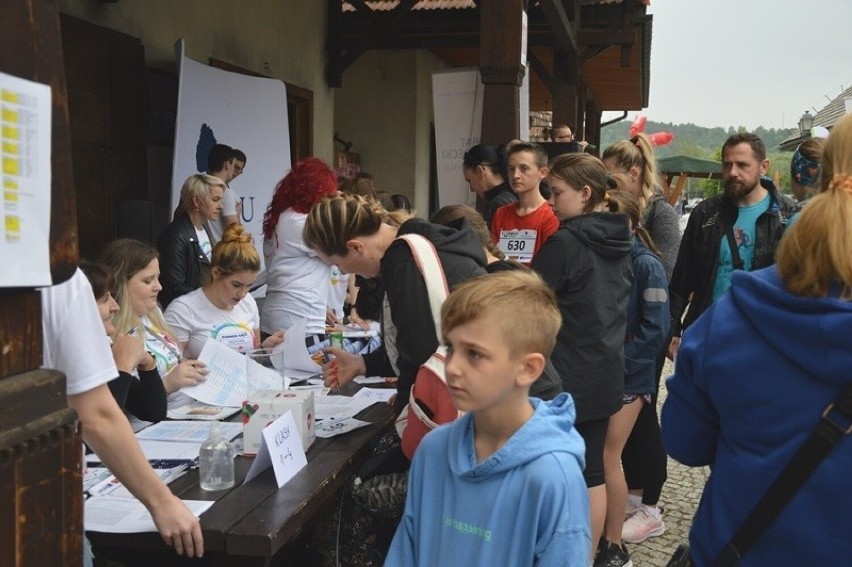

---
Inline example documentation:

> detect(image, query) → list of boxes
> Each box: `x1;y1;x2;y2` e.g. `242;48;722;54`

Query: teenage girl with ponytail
530;153;633;562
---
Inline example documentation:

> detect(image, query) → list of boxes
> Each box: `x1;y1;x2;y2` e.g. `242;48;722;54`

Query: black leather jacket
156;214;211;308
669;180;798;336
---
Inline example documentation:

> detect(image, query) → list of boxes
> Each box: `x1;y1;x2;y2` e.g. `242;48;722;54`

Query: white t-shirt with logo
327;266;350;318
164;287;260;359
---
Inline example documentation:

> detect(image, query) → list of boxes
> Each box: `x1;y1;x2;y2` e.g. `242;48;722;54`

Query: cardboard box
242;389;315;455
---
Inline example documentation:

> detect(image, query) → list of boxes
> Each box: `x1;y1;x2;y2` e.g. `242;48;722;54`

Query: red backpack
393;234;463;460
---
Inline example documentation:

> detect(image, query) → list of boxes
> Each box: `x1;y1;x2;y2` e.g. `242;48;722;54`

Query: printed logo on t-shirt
211;321;255;353
497;229;537;263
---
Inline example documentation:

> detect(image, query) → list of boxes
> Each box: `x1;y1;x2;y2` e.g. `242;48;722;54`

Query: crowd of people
41;113;852;566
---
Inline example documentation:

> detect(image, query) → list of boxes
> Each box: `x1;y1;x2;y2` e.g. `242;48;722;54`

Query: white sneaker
622;506;665;544
624;497;641;520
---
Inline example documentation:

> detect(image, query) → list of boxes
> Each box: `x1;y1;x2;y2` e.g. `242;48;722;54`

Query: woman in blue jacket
661;114;852;566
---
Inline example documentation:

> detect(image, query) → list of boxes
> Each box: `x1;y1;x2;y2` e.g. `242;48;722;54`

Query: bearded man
667;133;798;358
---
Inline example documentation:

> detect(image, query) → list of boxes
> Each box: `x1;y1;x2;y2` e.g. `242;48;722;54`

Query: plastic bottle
198;420;235;491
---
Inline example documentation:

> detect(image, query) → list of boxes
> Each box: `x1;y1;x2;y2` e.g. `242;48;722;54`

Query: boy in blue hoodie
385;270;591;566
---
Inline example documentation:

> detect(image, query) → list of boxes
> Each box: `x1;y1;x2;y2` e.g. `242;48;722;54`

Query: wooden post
479;0;526;145
0;1;83;565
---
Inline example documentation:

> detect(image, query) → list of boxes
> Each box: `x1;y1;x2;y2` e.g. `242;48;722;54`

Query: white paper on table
315;417;372;438
88;466;188;499
136;420;242;443
315;395;375;421
166;402;241;421
183;338;249;406
354;376;389;385
272;318;323;374
352;387;395;404
84;497;213;533
244;411;307;487
0;72;52;288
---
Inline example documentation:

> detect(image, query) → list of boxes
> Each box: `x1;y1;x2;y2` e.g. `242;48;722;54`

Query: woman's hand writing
261;330;285;349
164;359;208;394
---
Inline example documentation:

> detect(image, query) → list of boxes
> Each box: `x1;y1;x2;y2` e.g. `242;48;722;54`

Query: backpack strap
397;234;449;343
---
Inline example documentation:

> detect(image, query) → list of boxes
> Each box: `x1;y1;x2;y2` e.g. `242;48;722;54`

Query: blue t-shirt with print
713;192;770;301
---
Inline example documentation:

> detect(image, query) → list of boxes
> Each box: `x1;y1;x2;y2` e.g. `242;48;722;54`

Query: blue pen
149;458;197;469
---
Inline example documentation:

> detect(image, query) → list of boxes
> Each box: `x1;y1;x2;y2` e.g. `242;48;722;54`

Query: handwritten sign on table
243;410;307;488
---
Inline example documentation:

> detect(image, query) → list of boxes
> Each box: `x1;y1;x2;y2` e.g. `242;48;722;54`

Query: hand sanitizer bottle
199;420;235;491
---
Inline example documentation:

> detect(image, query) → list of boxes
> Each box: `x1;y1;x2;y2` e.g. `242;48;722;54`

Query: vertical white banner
431;67;529;210
432;68;484;210
171;40;291;273
520;65;530;142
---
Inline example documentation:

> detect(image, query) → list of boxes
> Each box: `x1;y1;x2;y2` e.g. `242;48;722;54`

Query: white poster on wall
432;68;484;210
171;40;291;288
431;66;529;210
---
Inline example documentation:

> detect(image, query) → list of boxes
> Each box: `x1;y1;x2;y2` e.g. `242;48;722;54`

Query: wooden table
89;401;396;566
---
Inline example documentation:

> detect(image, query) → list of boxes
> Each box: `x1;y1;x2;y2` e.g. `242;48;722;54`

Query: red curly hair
262;157;338;239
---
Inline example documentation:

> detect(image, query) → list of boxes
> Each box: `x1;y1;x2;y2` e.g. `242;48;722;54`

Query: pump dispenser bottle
198;420;235;491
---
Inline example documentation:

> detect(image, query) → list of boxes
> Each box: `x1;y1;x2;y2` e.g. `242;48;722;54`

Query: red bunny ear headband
628;115;674;147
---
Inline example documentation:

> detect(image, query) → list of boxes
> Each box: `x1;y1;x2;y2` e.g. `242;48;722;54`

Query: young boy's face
507;151;547;196
443;315;527;414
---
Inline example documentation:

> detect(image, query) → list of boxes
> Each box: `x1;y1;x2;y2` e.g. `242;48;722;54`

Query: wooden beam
539;0;578;56
527;51;554;94
577;29;634;46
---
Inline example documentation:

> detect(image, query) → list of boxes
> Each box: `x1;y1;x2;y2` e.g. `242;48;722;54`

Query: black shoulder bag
668;382;852;567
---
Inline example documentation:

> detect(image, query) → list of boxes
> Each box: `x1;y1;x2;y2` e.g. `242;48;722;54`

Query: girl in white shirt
165;224;284;357
260;158;339;340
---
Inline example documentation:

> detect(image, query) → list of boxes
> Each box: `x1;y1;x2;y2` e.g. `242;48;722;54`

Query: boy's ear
539;166;550;179
516;352;546;388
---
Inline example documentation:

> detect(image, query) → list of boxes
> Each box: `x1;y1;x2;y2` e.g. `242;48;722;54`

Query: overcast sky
602;0;852;130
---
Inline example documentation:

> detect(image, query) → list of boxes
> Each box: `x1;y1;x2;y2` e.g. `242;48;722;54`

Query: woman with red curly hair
260;158;338;342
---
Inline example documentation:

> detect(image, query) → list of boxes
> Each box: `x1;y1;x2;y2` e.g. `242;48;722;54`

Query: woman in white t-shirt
165;224;285;358
101;239;207;410
260;158;339;342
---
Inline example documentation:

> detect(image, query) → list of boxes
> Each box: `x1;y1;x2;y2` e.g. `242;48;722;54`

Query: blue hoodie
385;394;590;566
662;266;852;566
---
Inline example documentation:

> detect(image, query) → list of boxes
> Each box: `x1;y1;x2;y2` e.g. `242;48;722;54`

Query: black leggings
621;344;669;505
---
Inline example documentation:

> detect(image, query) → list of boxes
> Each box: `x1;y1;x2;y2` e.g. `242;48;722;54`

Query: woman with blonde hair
165;224;284;359
304;193;486;414
602;133;681;280
101;239;207;416
603;134;680;544
157;173;225;307
662;113;852;566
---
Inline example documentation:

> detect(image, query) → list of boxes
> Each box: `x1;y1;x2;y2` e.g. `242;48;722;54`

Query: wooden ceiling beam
538;0;579;56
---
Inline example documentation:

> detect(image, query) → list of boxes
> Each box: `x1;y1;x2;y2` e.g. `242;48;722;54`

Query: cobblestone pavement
627;360;710;567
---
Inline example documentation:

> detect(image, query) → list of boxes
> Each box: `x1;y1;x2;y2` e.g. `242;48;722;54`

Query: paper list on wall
0;72;51;287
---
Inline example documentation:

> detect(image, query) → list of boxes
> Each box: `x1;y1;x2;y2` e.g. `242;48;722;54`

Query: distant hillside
600;120;795;159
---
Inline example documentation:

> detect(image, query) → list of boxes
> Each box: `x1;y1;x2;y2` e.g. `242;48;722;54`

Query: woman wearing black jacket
303;194;487;414
157;173;225;308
